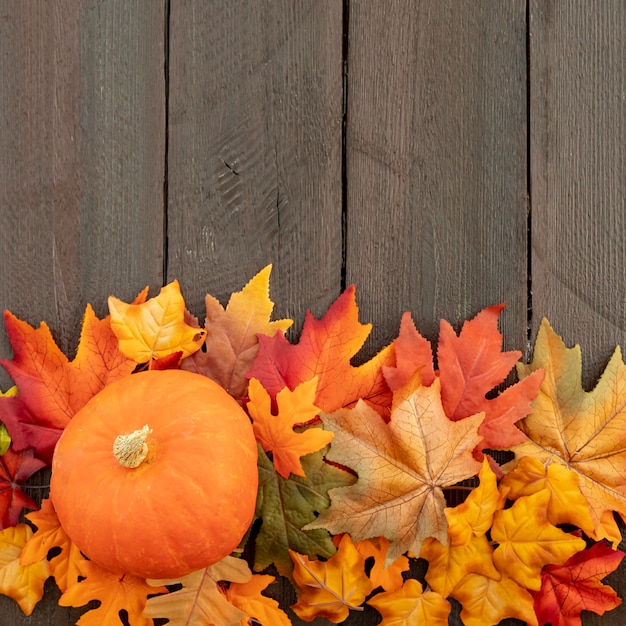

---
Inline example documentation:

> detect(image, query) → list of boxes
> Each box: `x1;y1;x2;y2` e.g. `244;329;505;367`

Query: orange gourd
50;369;258;579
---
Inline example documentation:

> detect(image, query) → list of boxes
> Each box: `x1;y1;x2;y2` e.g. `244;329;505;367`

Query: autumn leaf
247;285;394;417
225;574;291;626
254;445;355;579
108;280;206;363
0;305;137;463
510;318;626;545
144;556;251;626
451;572;538;626
0;387;16;456
305;376;483;564
436;304;545;449
445;457;507;545
346;536;410;593
21;498;87;592
290;534;373;623
533;541;624;626
367;578;451;626
382;312;435;391
59;559;167;626
182;265;292;399
500;455;595;534
0;523;50;616
420;459;503;597
247;377;333;478
0;447;46;528
491;489;586;591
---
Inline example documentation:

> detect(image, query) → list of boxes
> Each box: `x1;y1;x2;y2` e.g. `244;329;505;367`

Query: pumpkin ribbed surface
50;369;258;579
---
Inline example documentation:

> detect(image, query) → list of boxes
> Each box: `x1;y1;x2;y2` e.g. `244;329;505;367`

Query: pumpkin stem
113;425;152;469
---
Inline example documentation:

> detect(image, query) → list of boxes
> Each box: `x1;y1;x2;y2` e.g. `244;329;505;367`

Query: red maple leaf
437;305;544;450
0;447;46;528
533;541;624;626
247;286;394;417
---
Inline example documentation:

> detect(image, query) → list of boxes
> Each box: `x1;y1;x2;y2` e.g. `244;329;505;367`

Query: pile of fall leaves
0;265;625;626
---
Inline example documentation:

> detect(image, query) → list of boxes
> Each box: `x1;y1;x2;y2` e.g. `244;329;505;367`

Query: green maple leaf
253;445;355;579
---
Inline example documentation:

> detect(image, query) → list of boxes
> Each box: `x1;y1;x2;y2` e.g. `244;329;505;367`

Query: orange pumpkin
50;369;258;579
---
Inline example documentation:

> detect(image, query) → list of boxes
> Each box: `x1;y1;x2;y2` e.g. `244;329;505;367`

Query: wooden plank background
0;1;624;624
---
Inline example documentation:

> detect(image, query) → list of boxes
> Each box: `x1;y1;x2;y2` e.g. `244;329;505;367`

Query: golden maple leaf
500;455;595;534
225;574;291;626
305;376;483;563
247;376;333;478
367;578;451;626
0;523;50;616
451;572;538;626
289;534;373;623
59;560;167;626
182;265;293;398
108;280;205;363
144;556;252;626
491;490;586;591
21;498;87;593
510;318;626;545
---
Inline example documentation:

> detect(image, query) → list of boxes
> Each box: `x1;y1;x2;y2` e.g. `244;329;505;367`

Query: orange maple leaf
305;376;483;564
247;377;333;478
0;523;50;616
225;574;291;626
182;265;292;399
59;560;167;626
510;318;626;545
0;304;137;462
108;280;206;364
367;578;451;626
144;556;252;626
349;536;410;593
21;498;87;593
290;534;373;623
533;541;624;626
247;285;394;417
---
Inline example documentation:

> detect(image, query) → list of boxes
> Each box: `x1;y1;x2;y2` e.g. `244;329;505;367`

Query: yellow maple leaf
59;560;167;626
305;376;483;563
367;578;451;626
21;498;87;592
421;533;500;599
225;574;291;626
511;318;626;545
144;556;251;626
247;377;333;478
451;572;538;626
182;265;293;398
0;523;50;616
290;534;373;623
445;458;507;546
491;489;586;590
500;455;595;534
108;280;205;363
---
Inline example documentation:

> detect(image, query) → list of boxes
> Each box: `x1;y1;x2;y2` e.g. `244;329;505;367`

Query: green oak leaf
254;444;356;579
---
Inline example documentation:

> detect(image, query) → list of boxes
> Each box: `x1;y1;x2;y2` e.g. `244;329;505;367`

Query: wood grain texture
346;0;529;363
530;0;626;386
0;1;165;623
167;0;343;331
530;2;626;624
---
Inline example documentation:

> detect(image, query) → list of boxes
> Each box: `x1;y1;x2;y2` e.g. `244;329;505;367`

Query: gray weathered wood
0;1;165;623
530;1;626;624
345;0;529;366
167;0;343;331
